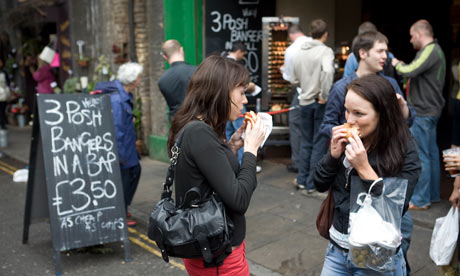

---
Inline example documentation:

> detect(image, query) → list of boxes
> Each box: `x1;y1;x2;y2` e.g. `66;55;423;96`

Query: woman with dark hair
314;74;420;275
168;55;266;276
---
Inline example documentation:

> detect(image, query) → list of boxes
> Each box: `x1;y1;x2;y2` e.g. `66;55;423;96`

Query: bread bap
343;123;360;139
244;111;257;129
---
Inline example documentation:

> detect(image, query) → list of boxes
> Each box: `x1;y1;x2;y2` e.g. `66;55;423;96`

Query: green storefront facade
149;0;203;162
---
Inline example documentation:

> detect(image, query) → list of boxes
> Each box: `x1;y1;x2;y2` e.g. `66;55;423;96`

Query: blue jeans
226;106;246;164
297;102;328;189
321;243;406;276
400;212;413;275
409;116;440;207
289;89;301;169
121;163;141;211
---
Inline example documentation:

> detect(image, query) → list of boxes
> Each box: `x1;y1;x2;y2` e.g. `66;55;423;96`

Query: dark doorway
362;0;457;199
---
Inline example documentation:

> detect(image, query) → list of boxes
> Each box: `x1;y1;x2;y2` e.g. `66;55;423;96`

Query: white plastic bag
348;177;407;272
13;168;28;182
430;207;459;266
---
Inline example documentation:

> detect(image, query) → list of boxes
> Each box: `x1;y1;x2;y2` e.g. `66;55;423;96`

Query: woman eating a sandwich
314;74;421;275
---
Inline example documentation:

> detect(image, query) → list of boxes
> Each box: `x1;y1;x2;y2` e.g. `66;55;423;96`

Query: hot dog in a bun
244;111;257;129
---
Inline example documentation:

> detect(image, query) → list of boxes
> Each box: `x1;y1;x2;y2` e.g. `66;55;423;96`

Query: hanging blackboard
205;0;275;86
23;94;131;274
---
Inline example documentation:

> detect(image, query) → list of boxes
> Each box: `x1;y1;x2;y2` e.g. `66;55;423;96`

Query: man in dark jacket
158;40;196;120
95;62;143;227
392;19;446;210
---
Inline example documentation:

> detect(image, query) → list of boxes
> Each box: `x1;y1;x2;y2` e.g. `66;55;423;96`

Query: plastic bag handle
356;178;384;206
368;177;383;194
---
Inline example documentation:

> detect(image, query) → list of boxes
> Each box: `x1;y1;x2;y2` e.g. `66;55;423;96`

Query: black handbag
148;121;234;266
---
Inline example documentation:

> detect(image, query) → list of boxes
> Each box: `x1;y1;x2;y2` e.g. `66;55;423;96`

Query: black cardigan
174;121;258;246
314;137;421;235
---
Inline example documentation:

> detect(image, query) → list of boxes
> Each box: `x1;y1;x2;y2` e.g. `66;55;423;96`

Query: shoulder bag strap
160;120;204;199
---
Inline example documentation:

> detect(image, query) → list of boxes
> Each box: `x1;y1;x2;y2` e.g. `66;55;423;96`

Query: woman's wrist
244;146;258;157
356;163;378;181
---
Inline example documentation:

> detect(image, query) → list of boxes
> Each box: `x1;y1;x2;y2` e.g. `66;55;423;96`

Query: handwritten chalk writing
44;99;64;126
210;11;249;32
70;178;91;212
242;8;257;18
66;101;102;127
72;154;83;174
59;211;121;233
246;51;259;72
43;99;103;127
37;94;126;251
86;152;117;177
60;214;124;233
101;218;125;231
91;180;117;199
52;178;118;216
208;7;262;84
81;97;102;108
51;128;113;154
53;154;68;177
230;30;262;42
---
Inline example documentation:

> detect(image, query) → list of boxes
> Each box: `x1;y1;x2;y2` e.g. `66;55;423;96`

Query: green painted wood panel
164;0;203;65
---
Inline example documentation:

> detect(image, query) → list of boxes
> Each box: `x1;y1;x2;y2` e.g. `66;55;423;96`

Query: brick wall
69;0;165;154
133;0;152;151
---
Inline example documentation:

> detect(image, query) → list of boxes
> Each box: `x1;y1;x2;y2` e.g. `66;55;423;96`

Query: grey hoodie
291;39;335;106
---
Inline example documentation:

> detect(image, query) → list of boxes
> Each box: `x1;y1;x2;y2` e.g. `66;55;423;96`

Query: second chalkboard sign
23;94;131;274
205;0;275;86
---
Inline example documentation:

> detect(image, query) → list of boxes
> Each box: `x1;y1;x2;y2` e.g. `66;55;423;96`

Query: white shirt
282;35;312;82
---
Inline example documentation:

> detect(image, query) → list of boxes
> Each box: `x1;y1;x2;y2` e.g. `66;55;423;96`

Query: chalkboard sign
205;0;275;86
23;94;130;274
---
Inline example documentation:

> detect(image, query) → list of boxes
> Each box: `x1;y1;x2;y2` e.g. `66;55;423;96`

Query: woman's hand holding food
345;131;378;180
244;114;266;157
330;125;349;159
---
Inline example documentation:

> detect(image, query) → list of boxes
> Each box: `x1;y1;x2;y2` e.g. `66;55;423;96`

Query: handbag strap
161;120;203;200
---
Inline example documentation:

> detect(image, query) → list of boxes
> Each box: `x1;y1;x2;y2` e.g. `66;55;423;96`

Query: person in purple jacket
28;54;55;94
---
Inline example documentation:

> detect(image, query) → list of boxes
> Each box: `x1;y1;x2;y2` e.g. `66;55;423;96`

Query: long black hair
346;74;410;176
167;55;249;152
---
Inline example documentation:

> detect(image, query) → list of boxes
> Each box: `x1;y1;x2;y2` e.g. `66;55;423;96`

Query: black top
314;137;421;235
174;121;257;246
158;61;197;120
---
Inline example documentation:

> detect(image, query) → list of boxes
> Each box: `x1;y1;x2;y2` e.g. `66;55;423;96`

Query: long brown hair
346;74;411;176
167;55;249;151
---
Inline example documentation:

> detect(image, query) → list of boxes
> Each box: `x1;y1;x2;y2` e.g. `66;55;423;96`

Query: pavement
1;125;452;275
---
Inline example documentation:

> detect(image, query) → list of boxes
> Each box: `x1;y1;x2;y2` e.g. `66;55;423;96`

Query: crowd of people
153;17;456;276
2;14;457;276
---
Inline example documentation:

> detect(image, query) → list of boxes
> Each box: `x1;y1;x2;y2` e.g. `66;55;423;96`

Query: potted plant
77;56;89;67
10;102;29;127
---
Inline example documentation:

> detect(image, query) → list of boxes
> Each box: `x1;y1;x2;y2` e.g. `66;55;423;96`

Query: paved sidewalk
1;125;449;275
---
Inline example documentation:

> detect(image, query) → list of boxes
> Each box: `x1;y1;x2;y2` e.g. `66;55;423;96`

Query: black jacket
314;137;421;235
174;121;257;246
158;61;196;120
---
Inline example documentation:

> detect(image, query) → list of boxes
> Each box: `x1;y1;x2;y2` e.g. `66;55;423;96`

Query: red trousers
183;241;249;276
